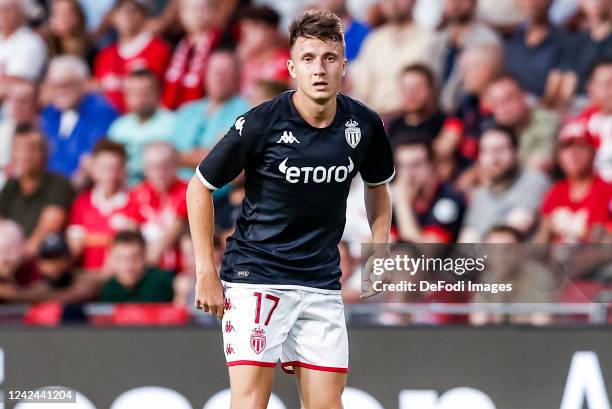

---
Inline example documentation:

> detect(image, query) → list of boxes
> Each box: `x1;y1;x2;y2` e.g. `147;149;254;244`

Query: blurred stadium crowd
0;0;611;323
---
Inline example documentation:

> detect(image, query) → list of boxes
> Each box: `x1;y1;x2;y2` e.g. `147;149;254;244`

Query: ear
287;59;297;79
342;57;348;77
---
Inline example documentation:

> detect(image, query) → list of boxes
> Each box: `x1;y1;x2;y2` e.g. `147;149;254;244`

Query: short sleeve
360;115;395;186
196;113;262;190
47;176;75;210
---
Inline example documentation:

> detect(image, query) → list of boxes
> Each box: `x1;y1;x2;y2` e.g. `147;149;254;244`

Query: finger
202;303;210;313
211;304;224;319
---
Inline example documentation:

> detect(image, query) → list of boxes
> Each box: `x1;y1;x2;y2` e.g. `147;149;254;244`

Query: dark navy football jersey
196;91;395;291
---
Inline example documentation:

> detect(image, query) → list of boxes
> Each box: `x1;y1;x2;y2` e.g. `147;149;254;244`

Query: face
379;0;415;22
112;1;146;37
559;143;595;179
124;76;159;117
588;65;612;113
478;130;516;181
179;0;215;34
444;0;476;23
460;50;500;94
399;71;433;113
91;152;126;192
394;144;432;189
50;0;82;36
110;243;146;288
288;37;346;103
205;52;239;101
5;81;37;124
486;80;528;127
143;146;177;192
517;0;553;20
0;0;23;35
317;0;346;14
46;70;85;111
38;257;71;280
580;0;610;19
11;132;45;177
239;20;276;54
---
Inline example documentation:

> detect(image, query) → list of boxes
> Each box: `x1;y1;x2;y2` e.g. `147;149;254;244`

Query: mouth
312;81;328;88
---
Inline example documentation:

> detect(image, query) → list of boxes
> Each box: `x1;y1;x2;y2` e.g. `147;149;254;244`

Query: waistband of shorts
221;280;342;295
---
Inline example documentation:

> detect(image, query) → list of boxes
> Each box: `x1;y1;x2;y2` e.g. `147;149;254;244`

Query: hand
361;249;389;299
194;272;225;319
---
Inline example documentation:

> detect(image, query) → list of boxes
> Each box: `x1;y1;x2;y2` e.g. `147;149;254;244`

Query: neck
404;105;434;125
292;91;336;128
137;108;157;122
96;185;121;198
119;30;142;44
19;171;43;193
490;165;519;192
569;172;595;186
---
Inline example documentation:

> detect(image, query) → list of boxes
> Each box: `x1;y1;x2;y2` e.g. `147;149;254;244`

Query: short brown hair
92;138;127;161
113;230;146;248
402;63;437;91
289;9;345;53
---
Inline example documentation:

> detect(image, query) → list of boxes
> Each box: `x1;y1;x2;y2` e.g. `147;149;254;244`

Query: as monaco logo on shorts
250;328;266;354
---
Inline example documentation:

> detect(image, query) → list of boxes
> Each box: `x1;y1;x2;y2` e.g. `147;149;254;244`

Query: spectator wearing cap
236;5;291;104
162;0;221;110
0;0;47;90
504;0;571;97
459;125;551;242
0;126;75;257
108;69;176;185
578;59;612;182
437;0;501;114
315;0;370;62
387;64;447;146
39;0;96;66
125;142;188;273
484;75;560;173
392;138;466;243
66;139;137;273
94;0;171;112
170;50;250;180
351;0;443;115
0;79;38;189
537;120;612;243
99;230;174;303
0;233;104;304
0;220;39;303
41;55;118;180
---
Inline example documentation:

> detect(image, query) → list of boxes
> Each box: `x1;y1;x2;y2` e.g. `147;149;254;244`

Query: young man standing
186;10;394;409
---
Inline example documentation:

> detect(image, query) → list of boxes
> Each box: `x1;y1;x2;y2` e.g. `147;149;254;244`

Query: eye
327;55;337;62
303;56;313;63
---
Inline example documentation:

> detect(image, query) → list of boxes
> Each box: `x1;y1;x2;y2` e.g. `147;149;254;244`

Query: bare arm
24;206;67;257
365;183;393;244
186;176;224;318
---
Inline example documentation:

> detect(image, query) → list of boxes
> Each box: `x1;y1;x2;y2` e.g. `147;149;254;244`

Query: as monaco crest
345;119;361;148
250;328;266;354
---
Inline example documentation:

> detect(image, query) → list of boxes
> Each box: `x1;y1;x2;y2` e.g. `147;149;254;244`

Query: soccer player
186;10;394;409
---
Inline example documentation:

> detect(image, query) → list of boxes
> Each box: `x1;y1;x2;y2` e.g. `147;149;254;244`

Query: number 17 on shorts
221;286;349;373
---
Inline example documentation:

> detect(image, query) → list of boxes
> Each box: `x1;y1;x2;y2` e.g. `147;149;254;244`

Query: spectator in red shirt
538;119;612;243
236;5;290;105
127;142;188;273
162;0;220;110
67;139;137;273
94;0;171;112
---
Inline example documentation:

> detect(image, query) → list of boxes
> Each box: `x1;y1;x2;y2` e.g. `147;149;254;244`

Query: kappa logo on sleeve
234;117;245;135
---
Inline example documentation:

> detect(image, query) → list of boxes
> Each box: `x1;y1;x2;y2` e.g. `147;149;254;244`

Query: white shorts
221;284;349;374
